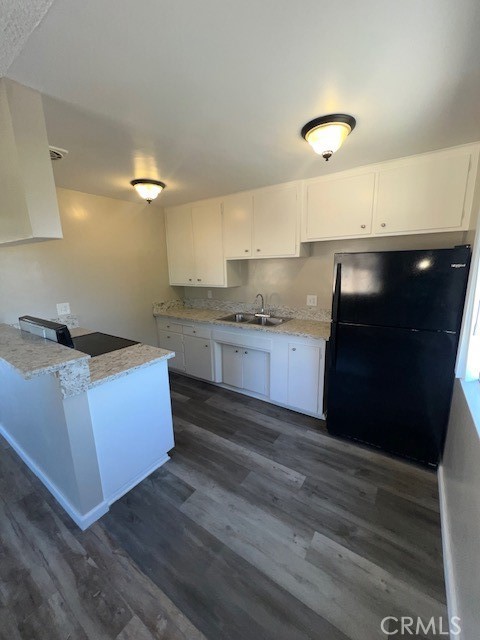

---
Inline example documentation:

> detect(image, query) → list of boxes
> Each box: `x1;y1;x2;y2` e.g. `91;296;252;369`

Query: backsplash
153;299;331;322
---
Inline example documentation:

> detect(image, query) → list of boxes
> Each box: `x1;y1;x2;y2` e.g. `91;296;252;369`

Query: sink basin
218;313;255;323
248;316;291;326
217;313;291;327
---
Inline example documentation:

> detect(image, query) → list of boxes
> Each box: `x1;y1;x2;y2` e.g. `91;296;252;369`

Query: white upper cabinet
223;182;305;259
0;79;62;246
302;143;478;242
304;172;375;240
374;149;473;235
165;200;243;287
253;183;299;257
165;205;195;285
191;202;225;285
223;192;254;258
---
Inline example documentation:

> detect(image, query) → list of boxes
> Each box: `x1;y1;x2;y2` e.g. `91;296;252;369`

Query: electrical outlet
56;302;71;316
306;295;317;307
207;290;213;299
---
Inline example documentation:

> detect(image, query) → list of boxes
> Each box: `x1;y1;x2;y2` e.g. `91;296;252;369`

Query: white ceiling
6;0;480;206
0;0;55;75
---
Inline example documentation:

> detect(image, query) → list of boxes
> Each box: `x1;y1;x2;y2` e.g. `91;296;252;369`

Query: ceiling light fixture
301;113;356;161
130;178;166;203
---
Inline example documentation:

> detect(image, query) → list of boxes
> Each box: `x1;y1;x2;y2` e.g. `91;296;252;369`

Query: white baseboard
0;424;109;531
105;453;171;505
438;463;461;637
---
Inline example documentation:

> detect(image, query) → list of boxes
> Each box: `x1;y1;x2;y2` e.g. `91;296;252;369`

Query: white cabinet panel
223;192;253;258
165;206;195;285
191;202;225;286
221;345;244;388
305;172;375;240
374;152;471;234
184;335;214;381
243;349;269;396
221;344;269;396
287;343;321;414
157;330;185;371
253;184;298;257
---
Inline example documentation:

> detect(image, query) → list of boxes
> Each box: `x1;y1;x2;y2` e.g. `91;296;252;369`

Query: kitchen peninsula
0;324;175;529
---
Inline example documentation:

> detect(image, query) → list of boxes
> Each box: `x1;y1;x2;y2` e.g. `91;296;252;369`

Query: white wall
184;231;470;310
0;188;179;344
440;380;480;639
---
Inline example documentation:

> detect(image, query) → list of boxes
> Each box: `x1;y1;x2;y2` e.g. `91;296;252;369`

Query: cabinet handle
193;330;196;334
205;344;208;348
197;278;202;282
235;349;238;353
360;225;366;229
167;335;171;338
292;347;296;351
381;223;386;228
245;249;249;253
188;278;192;282
256;248;261;252
244;350;248;354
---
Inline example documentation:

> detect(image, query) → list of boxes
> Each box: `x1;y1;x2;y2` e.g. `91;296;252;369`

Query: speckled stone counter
0;323;174;397
153;307;331;341
1;323;176;530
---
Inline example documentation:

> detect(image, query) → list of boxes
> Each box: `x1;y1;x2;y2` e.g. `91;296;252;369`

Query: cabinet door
253;184;298;257
287;343;320;414
242;348;269;396
156;330;185;371
165;206;195;285
306;173;375;239
221;345;243;388
184;335;214;381
374;152;471;234
191;202;225;286
223;193;254;258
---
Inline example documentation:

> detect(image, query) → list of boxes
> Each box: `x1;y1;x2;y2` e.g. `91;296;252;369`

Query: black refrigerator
327;246;471;468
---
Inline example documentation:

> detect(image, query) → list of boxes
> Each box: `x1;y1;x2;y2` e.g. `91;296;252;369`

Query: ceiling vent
49;145;68;161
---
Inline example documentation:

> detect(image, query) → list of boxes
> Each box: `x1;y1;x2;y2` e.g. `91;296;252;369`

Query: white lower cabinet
184;335;214;381
221;344;269;396
286;343;322;414
221;345;244;388
156;317;326;417
156;330;185;371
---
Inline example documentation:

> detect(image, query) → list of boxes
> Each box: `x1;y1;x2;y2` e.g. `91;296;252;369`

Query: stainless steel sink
218;313;255;323
217;313;291;327
248;316;291;326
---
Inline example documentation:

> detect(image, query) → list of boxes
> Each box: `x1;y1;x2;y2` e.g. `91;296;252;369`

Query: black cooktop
72;332;139;357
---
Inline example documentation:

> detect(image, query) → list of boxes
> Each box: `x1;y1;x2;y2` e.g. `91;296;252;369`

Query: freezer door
332;247;470;331
327;323;457;466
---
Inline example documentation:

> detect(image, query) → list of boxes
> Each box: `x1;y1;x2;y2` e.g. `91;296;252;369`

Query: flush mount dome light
130;178;166;203
301;113;356;161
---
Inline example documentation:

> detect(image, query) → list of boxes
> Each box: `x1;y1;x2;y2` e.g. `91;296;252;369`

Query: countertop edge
153;310;331;341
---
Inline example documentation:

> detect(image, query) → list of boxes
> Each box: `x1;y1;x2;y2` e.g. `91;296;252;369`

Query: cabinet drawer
156;330;185;371
156;318;184;333
183;324;212;339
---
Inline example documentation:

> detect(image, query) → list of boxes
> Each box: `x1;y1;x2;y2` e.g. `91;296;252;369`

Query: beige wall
184;231;470;310
0;188;178;345
440;380;480;639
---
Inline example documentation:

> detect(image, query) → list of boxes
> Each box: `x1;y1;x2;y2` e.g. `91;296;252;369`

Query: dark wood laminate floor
0;373;447;640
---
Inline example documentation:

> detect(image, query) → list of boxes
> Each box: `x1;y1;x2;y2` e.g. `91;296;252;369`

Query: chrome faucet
254;293;268;316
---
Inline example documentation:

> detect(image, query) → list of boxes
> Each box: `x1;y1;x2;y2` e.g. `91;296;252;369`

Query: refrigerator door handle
332;262;342;322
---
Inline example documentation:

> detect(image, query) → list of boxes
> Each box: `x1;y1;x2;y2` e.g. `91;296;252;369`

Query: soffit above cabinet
0;78;62;246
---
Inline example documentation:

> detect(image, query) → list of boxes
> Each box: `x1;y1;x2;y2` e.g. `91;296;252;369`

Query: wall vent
49;145;68;161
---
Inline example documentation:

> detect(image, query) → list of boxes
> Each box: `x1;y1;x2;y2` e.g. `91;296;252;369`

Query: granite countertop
0;324;174;397
153;308;331;340
0;323;89;379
